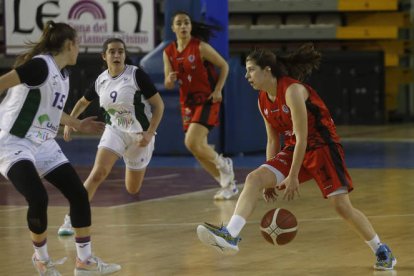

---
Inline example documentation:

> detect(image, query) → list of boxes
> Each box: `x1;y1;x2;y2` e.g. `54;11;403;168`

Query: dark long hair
14;21;77;68
101;37;132;68
102;37;127;55
246;43;321;81
171;11;221;42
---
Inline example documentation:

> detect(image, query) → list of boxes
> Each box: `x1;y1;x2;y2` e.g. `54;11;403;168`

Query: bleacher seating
251;14;282;30
227;0;412;121
229;14;252;30
281;14;312;29
313;13;343;27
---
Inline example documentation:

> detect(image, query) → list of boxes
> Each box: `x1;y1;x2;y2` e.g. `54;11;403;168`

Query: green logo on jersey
107;108;117;115
38;114;50;125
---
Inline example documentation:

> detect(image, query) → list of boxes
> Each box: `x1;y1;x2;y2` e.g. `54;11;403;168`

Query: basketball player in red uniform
163;11;237;200
197;43;396;271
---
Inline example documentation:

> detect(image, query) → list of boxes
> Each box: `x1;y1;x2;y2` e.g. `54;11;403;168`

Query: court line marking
103;173;181;184
0;207;27;212
109;184;233;209
0;173;180;186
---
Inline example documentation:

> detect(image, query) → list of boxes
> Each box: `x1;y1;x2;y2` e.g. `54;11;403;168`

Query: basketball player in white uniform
58;38;164;235
0;21;121;275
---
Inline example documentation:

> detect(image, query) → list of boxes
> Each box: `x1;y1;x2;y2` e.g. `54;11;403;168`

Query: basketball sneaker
216;155;235;188
374;244;397;270
214;180;239;200
32;254;66;276
58;214;74;236
74;255;121;275
197;222;241;255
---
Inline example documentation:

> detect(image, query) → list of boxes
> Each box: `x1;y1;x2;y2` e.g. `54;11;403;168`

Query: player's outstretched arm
61;113;104;135
63;96;92;141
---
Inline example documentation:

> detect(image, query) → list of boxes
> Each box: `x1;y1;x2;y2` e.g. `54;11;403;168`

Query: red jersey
258;76;340;149
164;38;218;106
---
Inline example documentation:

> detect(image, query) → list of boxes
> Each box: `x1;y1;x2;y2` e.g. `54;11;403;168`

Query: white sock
365;234;381;253
75;237;92;262
33;239;49;261
226;215;246;238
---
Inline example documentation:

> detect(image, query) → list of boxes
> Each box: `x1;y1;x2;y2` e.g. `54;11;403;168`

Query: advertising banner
4;0;155;54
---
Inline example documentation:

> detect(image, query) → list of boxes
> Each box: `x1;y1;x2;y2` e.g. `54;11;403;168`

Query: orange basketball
260;208;298;245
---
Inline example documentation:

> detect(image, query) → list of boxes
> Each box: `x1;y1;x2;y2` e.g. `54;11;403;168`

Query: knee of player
186;144;205;157
331;197;353;219
66;184;89;206
184;137;198;152
77;186;90;202
126;181;143;195
27;192;49;210
90;167;111;183
245;171;266;190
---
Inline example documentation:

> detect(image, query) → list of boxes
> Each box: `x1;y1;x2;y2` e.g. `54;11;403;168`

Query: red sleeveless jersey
164;38;218;106
258;76;340;149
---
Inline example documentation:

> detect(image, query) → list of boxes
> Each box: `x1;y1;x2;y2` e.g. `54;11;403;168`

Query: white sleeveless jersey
95;65;152;133
0;54;69;143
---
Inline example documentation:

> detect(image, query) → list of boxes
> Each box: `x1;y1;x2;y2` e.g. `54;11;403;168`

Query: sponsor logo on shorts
39;151;64;168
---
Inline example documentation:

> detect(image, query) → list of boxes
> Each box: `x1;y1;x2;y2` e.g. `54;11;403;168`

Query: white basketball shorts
0;131;69;179
98;125;155;170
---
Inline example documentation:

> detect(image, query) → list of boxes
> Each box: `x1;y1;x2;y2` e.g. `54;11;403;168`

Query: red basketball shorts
181;100;220;132
266;144;354;198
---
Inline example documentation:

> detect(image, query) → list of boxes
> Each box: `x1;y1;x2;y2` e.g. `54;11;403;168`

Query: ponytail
171;11;221;42
246;43;321;81
14;21;77;68
191;21;220;42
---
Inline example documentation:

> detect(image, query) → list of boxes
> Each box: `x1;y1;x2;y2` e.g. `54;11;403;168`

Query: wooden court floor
1;124;414;276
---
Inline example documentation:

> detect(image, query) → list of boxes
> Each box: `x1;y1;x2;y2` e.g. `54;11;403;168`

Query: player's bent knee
184;140;200;154
332;199;353;219
126;182;143;195
27;190;49;211
90;167;110;183
77;186;89;203
245;171;266;190
65;182;89;204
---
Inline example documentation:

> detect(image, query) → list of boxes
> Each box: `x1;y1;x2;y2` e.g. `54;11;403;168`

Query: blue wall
222;57;267;154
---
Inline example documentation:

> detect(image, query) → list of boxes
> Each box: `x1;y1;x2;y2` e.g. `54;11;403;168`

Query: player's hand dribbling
280;176;300;201
263;187;278;202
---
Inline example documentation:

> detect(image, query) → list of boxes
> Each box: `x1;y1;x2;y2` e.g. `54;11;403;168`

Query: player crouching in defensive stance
196;44;396;271
0;21;121;275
